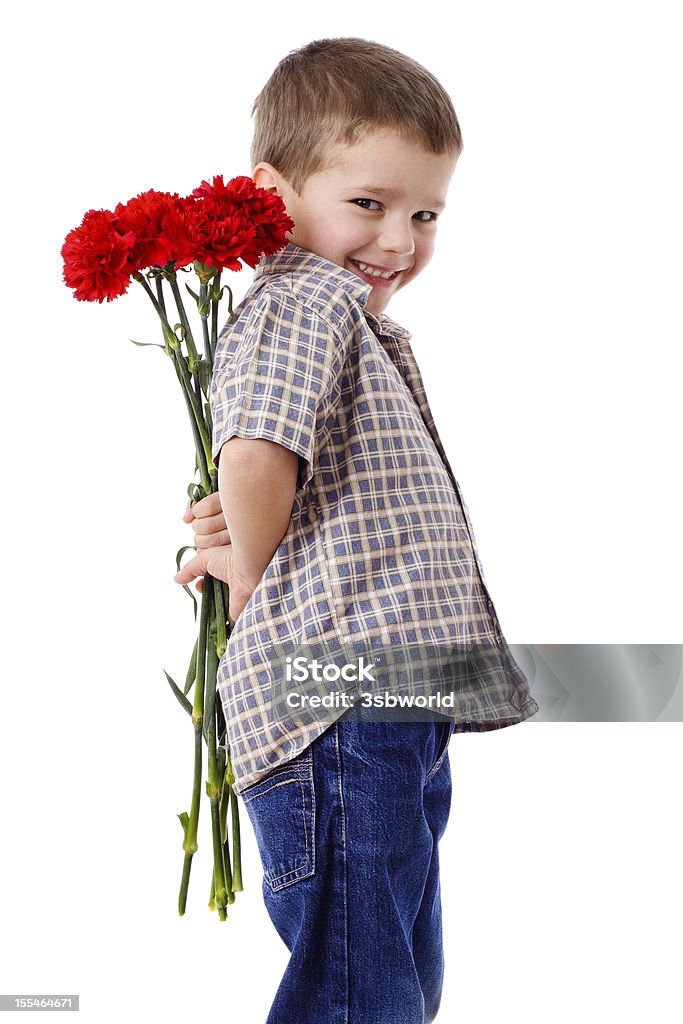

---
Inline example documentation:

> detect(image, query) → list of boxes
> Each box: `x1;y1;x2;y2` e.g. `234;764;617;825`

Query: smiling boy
175;37;538;1024
259;125;455;314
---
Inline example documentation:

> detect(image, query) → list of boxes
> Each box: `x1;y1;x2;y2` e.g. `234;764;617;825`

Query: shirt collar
254;243;372;304
252;243;412;341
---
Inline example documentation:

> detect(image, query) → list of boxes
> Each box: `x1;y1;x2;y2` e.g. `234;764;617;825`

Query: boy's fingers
192;512;229;537
194;530;231;550
173;552;206;584
183;492;222;521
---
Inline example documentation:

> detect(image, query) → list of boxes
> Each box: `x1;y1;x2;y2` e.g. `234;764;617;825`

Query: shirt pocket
239;746;316;892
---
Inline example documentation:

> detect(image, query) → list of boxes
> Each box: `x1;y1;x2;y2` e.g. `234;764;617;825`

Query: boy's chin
365;293;392;316
364;298;382;316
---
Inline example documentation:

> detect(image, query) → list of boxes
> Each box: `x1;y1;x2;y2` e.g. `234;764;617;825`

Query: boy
174;37;539;1024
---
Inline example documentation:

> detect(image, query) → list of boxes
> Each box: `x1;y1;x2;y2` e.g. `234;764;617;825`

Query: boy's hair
251;37;463;195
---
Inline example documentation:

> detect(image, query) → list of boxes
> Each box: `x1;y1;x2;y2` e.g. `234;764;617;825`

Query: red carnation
191;175;294;269
191;174;237;203
61;208;136;302
114;190;184;272
159;196;202;269
183;201;257;272
62;173;295;301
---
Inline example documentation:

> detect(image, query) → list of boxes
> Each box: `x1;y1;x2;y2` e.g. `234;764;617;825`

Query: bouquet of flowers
61;176;294;921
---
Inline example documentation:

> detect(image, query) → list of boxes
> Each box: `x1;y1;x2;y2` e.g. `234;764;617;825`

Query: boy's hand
173;542;255;623
176;492;254;621
182;491;230;548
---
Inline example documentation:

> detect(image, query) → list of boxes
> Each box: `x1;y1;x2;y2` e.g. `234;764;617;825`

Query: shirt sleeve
210;290;345;491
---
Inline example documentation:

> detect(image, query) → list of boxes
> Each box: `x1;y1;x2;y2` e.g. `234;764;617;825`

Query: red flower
158;196;201;269
190;175;294;270
61;208;136;302
183;202;256;273
114;190;184;272
191;175;239;203
62;174;296;301
229;176;295;267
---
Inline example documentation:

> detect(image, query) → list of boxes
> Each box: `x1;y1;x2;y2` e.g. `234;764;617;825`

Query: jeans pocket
240;746;316;892
425;718;456;782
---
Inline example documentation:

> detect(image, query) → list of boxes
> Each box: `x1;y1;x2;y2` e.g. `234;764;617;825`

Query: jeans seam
334;723;350;1024
240;750;314;797
425;720;456;783
244;751;316;891
266;777;309;887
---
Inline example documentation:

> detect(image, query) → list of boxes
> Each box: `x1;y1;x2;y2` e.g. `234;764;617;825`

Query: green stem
135;275;215;486
135;273;178;351
135;265;247;918
177;702;203;916
210;271;222;364
171;350;211;494
174;351;215;480
210;796;228;920
168;276;201;372
230;778;243;892
219;776;233;896
204;619;218;746
155;275;167;318
204;591;228;917
199;281;212;364
213;577;227;658
178;852;193;916
179;573;210;909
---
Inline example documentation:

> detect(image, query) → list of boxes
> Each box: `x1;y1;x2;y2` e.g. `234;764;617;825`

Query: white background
1;1;681;1021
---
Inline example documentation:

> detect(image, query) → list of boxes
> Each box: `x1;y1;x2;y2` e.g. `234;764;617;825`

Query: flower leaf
129;338;166;349
184;636;198;696
164;669;193;715
186;482;203;504
197;358;211;399
175;545;198;620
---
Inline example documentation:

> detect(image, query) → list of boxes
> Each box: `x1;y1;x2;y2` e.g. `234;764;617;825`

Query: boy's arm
174;437;299;620
217;436;299;593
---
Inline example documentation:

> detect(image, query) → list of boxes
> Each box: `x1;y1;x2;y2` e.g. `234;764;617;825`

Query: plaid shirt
210;243;539;793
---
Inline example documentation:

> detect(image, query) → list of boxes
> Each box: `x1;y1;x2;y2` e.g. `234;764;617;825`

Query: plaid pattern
210;244;539;793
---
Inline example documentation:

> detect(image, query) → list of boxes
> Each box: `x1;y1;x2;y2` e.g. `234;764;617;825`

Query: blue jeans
240;715;456;1024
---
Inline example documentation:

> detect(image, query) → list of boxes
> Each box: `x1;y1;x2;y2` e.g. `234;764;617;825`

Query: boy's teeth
355;260;397;280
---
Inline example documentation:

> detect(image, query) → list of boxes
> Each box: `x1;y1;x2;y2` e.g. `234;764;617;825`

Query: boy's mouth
348;258;405;286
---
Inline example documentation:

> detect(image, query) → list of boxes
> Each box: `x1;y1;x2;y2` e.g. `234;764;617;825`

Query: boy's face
253;128;459;316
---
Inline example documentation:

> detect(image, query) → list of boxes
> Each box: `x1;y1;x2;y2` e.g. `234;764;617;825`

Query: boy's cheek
396;267;419;292
398;249;434;291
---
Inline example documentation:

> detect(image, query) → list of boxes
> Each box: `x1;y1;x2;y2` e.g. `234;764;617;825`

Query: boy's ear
252;162;281;194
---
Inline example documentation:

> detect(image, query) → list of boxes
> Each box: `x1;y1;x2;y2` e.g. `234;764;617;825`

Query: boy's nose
376;220;416;258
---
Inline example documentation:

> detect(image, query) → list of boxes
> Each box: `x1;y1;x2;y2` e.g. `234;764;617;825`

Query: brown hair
250;37;463;195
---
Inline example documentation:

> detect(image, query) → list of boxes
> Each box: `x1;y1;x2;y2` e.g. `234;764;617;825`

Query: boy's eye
352;198;438;222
